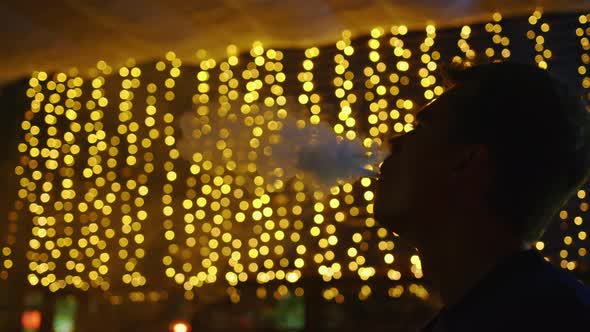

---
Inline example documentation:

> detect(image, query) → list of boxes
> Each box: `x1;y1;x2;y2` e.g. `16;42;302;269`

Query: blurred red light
21;310;42;330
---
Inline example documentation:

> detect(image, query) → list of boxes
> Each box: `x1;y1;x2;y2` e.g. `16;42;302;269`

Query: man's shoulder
525;256;590;308
502;254;590;328
423;251;590;331
446;251;590;331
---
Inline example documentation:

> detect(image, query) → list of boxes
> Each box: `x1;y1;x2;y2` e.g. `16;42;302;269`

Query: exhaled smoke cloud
177;99;387;192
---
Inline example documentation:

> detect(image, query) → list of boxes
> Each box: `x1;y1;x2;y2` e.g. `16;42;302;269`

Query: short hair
444;62;590;242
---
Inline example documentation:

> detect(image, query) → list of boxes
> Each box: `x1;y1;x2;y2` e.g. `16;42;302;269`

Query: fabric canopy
2;0;590;83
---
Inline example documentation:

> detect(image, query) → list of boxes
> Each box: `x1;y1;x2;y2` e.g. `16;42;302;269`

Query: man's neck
421;217;525;308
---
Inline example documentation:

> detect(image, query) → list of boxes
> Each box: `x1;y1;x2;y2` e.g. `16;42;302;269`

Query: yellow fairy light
301;47;321;125
419;24;442;102
334;30;358;141
486;12;511;61
528;9;551;69
453;25;476;65
570;13;590;270
366;26;390;148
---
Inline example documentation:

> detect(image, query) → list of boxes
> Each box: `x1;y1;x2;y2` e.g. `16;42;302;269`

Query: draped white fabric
1;0;589;82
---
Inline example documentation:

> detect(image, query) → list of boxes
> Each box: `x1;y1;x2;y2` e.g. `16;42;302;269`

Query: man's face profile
374;86;476;247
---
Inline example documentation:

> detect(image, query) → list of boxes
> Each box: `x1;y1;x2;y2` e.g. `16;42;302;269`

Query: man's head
374;62;590;248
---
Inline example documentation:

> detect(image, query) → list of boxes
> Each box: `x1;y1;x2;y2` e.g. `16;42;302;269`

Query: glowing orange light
21;310;42;330
170;321;190;332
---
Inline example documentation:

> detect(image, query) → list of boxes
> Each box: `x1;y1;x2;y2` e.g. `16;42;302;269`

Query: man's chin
373;210;420;245
374;202;405;224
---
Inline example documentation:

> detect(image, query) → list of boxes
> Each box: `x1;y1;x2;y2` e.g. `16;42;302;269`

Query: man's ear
451;144;490;176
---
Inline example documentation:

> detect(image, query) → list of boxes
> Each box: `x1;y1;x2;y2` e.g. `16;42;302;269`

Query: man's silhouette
375;63;590;331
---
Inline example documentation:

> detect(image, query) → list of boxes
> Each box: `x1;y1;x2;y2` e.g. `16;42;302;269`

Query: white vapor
177;100;386;191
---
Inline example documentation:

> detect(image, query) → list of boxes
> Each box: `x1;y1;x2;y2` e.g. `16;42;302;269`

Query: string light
360;27;390;282
418;24;443;102
577;13;590;98
84;60;109;292
244;41;265;285
300;47;321;124
366;26;388;146
485;12;511;60
388;25;413;135
528;9;552;69
453;25;476;65
570;12;590;271
334;30;357;141
409;24;439;287
118;58;148;288
161;50;189;295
